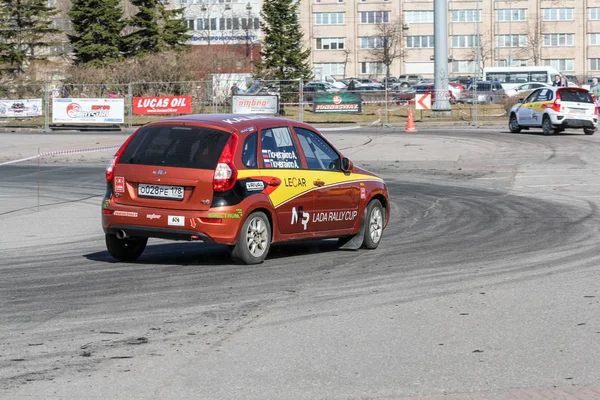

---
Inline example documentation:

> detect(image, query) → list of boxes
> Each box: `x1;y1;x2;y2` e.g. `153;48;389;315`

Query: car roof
143;114;319;134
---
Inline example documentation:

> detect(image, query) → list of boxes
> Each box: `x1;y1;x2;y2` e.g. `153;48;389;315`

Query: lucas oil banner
312;93;362;113
133;96;192;115
52;98;124;123
0;99;42;117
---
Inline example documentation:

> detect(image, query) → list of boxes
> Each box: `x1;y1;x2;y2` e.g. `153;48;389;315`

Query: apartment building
298;0;600;79
169;0;262;46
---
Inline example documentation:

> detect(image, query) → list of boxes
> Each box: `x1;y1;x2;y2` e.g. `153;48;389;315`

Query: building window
451;9;481;23
590;33;600;45
186;19;194;30
544;58;574;71
498;59;528;67
543;33;574;47
542;8;573;21
314;62;345;76
591;58;600;71
406;35;434;48
405;10;434;24
316;38;345;50
590;8;600;20
315;12;345;25
360;37;385;49
452;60;478;73
497;34;527;48
497;8;526;22
360;11;390;24
452;35;479;48
360;62;385;75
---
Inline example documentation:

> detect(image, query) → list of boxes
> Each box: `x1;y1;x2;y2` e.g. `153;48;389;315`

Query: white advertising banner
232;95;279;114
0;99;42;117
52;98;124;124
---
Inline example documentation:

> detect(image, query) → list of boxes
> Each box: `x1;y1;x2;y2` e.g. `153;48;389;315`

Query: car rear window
558;89;593;103
119;125;230;169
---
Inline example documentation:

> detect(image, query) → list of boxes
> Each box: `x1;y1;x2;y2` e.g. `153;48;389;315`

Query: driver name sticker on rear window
168;216;185;226
262;149;299;169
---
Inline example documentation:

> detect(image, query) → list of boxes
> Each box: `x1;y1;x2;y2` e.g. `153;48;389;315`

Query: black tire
584;127;596;135
401;82;409;88
542;115;553;136
509;113;521;133
231;211;271;265
363;200;385;249
105;234;147;262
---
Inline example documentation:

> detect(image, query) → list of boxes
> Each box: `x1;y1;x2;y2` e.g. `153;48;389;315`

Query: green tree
125;0;190;57
68;0;125;66
0;0;59;78
255;0;312;81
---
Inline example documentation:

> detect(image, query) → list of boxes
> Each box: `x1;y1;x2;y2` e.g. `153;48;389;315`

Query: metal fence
0;79;508;130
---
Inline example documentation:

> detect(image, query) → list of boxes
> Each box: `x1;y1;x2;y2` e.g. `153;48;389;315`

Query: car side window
260;127;301;169
535;89;552;102
294;127;340;171
242;132;257;168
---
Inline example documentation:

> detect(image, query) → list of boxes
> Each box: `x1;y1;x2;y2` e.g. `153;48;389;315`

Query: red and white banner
133;96;192;115
53;98;124;123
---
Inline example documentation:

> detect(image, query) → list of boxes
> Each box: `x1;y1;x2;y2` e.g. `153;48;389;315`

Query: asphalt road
1;126;600;399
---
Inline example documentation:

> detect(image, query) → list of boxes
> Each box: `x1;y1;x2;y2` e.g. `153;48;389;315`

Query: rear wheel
584;127;596;135
105;234;147;262
509;114;521;133
231;211;271;264
363;200;384;249
542;116;553;136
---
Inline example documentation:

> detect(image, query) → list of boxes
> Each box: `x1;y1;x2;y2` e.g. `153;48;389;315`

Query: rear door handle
313;180;325;187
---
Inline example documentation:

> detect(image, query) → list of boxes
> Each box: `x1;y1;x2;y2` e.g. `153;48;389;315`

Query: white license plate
138;184;184;200
569;108;586;115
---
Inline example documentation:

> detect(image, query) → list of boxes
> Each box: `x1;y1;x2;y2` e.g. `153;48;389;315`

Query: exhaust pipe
116;229;128;239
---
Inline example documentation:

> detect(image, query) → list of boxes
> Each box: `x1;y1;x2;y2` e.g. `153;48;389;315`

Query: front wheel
231;211;271;264
363;200;385;249
542;116;554;136
509;114;521;133
105;234;147;262
584;127;596;135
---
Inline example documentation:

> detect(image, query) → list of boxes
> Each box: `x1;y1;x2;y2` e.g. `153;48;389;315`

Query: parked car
504;82;552;98
509;86;597;135
381;76;399;88
102;115;390;264
303;82;340;101
564;75;581;87
458;81;506;104
397;74;425;88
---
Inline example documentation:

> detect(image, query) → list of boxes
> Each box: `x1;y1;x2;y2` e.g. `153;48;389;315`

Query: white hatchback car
509;87;598;135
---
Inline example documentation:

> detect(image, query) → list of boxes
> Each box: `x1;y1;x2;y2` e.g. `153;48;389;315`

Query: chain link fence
0;79;509;130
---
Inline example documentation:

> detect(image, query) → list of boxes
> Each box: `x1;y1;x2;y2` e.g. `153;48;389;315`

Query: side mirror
341;157;353;172
518;98;524;103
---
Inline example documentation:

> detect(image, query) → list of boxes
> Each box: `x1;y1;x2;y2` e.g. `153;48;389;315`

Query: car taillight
213;134;238;191
552;91;562;113
106;130;138;183
595;106;599;116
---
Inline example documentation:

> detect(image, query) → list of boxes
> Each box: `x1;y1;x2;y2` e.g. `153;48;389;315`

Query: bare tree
517;13;545;65
467;32;494;70
366;17;406;87
341;47;352;79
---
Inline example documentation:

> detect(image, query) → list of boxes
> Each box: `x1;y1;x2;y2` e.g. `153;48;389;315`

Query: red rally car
102;114;390;264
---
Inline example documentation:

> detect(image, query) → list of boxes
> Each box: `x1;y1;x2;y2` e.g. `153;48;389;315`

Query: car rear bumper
552;116;597;128
102;200;248;245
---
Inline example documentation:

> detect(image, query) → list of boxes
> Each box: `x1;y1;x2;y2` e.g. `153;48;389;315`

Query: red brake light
551;91;563;112
213;134;239;191
106;130;138;183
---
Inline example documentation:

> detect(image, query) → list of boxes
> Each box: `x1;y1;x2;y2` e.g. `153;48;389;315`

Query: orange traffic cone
405;108;418;132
